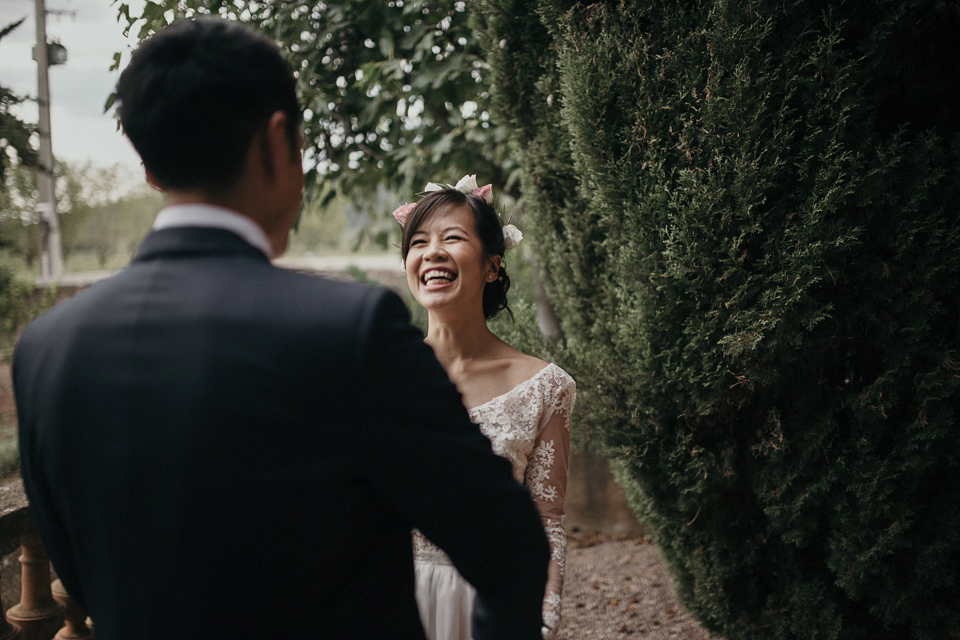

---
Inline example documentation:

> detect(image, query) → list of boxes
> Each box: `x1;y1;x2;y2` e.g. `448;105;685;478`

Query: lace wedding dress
414;363;576;640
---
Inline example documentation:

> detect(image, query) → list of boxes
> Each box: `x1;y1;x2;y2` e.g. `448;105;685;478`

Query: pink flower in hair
473;184;494;205
392;202;416;226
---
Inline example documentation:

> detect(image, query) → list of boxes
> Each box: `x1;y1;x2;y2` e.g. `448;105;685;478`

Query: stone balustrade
0;481;91;640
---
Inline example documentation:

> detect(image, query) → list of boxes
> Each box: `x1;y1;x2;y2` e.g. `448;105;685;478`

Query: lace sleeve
524;371;575;639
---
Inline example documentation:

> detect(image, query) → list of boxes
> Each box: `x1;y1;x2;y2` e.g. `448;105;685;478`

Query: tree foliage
115;0;514;220
59;162;163;266
2;160;162;268
479;0;960;638
1;18;38;185
0;160;42;266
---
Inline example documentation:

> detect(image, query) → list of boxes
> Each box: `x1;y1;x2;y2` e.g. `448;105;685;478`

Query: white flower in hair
502;224;523;249
454;174;479;193
400;176;522;249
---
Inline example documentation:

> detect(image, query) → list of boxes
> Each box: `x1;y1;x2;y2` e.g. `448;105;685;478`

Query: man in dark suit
14;18;549;640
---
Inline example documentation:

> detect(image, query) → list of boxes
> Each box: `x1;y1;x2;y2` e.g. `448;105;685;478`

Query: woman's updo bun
482;264;511;320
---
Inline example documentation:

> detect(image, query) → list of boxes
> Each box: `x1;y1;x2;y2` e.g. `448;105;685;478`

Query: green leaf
378;34;394;58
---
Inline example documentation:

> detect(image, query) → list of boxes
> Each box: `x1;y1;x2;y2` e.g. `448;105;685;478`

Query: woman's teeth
423;270;455;285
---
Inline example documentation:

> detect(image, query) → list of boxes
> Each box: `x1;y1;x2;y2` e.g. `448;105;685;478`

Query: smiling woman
400;181;511;322
404;199;498;319
394;176;576;640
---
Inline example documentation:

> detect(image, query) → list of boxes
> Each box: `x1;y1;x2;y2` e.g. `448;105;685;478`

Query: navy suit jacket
15;227;549;639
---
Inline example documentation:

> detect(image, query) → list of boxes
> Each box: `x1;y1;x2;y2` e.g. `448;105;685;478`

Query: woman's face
404;203;500;315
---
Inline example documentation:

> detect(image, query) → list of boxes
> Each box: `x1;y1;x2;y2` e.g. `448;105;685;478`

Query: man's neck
162;190;281;257
164;190;243;213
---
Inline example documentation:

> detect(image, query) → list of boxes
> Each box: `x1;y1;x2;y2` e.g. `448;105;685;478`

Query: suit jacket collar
153;204;272;257
133;226;271;264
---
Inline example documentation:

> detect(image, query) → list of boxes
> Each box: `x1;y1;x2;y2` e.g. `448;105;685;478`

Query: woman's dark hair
400;189;512;320
116;18;300;195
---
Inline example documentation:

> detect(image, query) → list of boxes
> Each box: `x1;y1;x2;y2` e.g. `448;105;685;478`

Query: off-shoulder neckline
466;362;562;413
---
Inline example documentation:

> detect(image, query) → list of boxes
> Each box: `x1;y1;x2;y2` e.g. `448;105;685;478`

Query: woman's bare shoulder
458;341;551;409
495;344;549;385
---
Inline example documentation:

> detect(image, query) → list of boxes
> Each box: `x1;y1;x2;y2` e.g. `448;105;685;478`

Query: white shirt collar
152;204;273;258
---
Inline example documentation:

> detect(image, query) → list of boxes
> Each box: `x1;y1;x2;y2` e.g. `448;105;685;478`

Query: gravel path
558;534;722;640
3;530;723;640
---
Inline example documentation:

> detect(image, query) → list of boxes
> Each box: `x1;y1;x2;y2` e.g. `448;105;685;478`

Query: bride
393;176;576;640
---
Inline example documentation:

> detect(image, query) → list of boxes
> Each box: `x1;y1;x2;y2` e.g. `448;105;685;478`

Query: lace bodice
414;363;575;639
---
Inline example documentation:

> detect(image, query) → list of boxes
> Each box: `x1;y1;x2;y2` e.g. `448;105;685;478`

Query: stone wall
566;450;643;535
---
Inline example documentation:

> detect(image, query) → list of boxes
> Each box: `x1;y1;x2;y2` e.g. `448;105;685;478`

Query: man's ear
144;167;164;191
264;111;300;174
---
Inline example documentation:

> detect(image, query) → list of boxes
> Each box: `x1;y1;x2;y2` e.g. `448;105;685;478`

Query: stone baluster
4;535;64;640
50;580;92;640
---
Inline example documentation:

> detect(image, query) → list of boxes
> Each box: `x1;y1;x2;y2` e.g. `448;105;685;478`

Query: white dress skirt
413;364;576;640
414;554;476;640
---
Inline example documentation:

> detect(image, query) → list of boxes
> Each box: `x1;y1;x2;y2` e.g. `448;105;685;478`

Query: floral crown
391;174;523;250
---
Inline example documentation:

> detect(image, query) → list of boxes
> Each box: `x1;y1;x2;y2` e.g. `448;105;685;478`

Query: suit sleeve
13;333;88;611
353;289;550;640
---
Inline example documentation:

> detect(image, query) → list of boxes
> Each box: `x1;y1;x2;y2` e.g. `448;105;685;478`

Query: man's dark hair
116;18;300;194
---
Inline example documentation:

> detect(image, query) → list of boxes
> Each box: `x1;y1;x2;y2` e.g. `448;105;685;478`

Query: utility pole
34;0;64;281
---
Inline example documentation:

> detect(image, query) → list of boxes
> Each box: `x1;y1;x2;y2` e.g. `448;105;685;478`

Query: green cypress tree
479;1;960;638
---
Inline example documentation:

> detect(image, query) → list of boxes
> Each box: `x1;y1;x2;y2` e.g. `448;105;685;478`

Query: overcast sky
1;0;144;180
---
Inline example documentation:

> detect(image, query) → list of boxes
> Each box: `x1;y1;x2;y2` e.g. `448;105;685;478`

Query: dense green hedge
478;1;960;638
